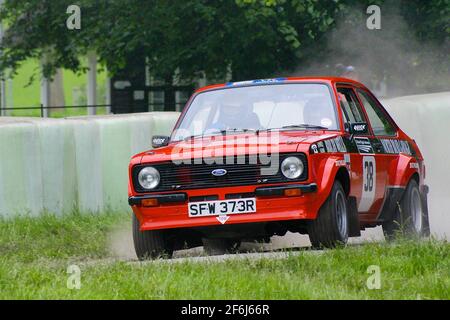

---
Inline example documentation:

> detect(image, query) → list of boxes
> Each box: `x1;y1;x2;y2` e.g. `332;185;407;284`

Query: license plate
188;198;257;218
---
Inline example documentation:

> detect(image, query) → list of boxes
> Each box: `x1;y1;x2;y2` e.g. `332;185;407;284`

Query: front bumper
130;183;321;231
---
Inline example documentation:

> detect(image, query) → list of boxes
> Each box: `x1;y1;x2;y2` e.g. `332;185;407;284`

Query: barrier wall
382;92;450;238
0;113;180;218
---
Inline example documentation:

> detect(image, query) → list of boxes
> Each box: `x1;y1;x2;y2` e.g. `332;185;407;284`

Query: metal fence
0;102;189;118
0;104;111;118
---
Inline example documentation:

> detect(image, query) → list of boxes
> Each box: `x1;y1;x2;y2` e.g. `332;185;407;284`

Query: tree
0;0;448;90
0;0;343;82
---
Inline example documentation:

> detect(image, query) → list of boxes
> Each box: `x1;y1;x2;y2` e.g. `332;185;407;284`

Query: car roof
195;77;367;94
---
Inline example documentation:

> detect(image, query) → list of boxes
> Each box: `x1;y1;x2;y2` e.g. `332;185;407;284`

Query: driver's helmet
220;93;243;118
303;97;334;128
215;92;254;127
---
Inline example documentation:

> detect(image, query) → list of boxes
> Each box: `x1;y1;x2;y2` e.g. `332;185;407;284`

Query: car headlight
281;157;304;179
138;167;160;190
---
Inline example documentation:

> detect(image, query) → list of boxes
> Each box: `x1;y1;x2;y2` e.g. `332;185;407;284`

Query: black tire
382;179;429;240
132;215;173;260
307;181;349;248
202;238;240;256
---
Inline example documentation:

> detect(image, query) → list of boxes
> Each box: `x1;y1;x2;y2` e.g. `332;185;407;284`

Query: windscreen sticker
321;118;333;128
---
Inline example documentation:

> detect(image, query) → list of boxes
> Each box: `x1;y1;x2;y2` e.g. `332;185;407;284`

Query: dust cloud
293;4;450;98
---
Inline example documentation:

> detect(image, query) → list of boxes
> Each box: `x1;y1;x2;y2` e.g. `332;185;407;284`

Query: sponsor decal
380;139;412;155
344;153;351;170
312;137;347;154
354;137;374;154
410;162;419;169
226;78;286;86
335;154;352;169
353;124;367;132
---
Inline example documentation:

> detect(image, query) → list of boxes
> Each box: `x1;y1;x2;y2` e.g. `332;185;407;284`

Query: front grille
133;153;308;193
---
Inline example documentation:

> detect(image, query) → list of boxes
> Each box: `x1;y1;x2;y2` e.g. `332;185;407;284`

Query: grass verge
0;213;449;299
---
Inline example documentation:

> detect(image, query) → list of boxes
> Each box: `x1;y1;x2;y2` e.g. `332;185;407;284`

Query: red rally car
128;77;429;259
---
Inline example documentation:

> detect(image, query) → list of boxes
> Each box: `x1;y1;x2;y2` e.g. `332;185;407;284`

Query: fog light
284;189;302;197
141;198;159;207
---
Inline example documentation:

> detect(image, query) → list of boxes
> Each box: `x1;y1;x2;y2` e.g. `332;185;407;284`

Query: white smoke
293;4;450;98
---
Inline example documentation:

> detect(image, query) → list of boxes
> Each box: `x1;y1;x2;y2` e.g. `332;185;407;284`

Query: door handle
372;142;383;153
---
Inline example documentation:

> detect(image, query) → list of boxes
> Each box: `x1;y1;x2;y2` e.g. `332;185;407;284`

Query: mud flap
420;185;431;237
377;187;405;222
348;196;361;237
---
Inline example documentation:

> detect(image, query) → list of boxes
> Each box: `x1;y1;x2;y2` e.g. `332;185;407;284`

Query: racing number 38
359;156;376;212
364;158;375;192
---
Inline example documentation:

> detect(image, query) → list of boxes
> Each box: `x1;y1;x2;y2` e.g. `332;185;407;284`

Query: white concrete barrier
0;113;180;218
382;92;450;238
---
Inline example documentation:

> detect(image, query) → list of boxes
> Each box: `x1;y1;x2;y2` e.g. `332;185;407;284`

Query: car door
337;86;387;215
355;88;400;214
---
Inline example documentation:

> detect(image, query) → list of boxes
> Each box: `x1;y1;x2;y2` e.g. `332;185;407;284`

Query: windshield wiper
281;124;328;130
220;128;257;134
183;128;256;141
257;124;328;133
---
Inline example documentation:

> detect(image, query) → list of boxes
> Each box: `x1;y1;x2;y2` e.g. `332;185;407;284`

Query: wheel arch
410;172;420;184
390;153;421;187
335;166;351;196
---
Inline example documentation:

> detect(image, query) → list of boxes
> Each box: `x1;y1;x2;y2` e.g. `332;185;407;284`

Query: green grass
9;59;107;117
0;213;449;299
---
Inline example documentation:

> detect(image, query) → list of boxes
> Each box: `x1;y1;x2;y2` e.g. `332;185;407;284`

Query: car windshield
171;83;338;141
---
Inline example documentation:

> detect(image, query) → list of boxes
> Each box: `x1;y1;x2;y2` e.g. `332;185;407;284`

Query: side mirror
346;122;369;135
152;135;170;148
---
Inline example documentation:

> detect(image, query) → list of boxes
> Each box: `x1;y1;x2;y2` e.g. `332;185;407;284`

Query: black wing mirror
152;135;170;148
346;122;369;135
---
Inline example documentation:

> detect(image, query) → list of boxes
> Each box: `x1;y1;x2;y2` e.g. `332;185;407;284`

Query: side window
357;89;396;136
337;87;366;127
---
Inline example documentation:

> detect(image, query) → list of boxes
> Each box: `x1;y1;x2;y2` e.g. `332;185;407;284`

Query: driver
303;97;335;128
209;93;261;131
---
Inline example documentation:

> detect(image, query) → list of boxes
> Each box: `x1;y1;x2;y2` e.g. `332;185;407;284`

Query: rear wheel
307;181;349;248
382;179;428;240
202;238;240;256
132;215;173;260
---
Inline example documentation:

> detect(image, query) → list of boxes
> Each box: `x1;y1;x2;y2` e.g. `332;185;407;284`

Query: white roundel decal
321;118;332;128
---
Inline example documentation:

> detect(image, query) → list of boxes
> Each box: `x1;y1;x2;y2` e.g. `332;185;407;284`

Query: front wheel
382;179;429;240
307;181;349;249
132;215;173;260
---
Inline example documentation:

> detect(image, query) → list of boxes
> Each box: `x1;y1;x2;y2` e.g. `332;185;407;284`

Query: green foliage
0;0;448;83
0;0;343;82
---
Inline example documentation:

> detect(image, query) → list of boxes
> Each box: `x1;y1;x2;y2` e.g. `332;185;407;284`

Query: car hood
137;131;342;164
